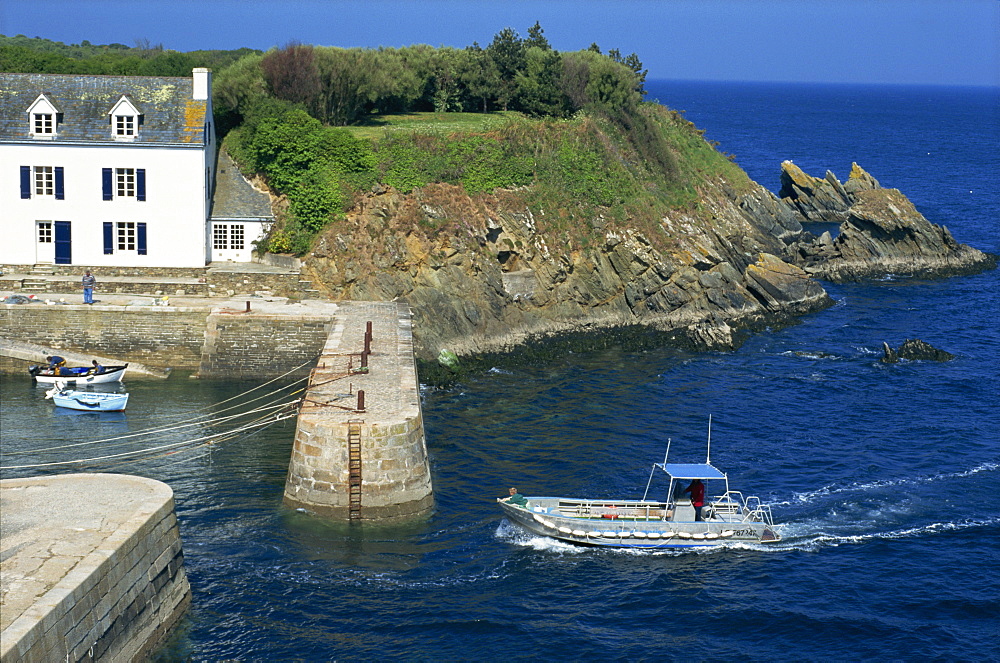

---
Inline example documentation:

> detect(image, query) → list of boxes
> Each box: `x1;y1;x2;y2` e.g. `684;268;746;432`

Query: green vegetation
4;27;747;255
0;33;254;76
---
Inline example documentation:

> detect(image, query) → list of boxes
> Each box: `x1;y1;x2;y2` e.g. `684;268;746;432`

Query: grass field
342;111;522;140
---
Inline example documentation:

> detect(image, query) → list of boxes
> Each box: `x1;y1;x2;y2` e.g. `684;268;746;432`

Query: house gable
107;95;144;140
25;93;62;138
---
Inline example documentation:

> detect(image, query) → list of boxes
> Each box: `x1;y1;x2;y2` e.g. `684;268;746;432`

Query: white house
0;69;272;268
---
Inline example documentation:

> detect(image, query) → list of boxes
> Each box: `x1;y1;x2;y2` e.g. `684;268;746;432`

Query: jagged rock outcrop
779;161;878;223
881;339;955;363
302;180;832;362
783;162;996;281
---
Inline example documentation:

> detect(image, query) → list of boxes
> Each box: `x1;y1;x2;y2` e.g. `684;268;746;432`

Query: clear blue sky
2;0;998;86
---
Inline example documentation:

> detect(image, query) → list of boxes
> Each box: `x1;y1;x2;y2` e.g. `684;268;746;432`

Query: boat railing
706;491;773;525
742;495;775;526
708;491;745;515
556;499;671;521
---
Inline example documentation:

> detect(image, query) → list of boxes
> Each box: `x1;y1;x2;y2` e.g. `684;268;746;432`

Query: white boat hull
31;364;127;385
499;497;780;549
50;390;129;412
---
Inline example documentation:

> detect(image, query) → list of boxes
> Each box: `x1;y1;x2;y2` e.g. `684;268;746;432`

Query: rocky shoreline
301;161;994;371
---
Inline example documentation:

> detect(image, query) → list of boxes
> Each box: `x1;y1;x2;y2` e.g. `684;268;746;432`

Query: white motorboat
30;363;128;385
498;419;780;549
45;384;129;412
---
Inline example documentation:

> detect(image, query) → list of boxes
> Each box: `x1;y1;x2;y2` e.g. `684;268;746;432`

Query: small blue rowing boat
45;384;129;412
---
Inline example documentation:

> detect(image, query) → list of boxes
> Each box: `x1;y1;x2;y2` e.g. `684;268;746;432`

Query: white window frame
230;224;245;250
116;221;137;252
213;224;229;250
33;113;54;135
115;168;136;198
34;166;54;196
115;115;135;137
213;224;246;251
37;221;53;244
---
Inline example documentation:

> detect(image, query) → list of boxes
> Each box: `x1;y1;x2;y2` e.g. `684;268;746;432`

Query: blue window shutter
137;223;147;255
55;167;65;200
103;222;114;254
102;168;112;200
137;169;146;201
20;166;31;199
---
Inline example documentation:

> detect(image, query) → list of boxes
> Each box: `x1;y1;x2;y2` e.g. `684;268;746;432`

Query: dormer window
26;94;61;138
107;95;142;141
115;114;135;137
34;113;54;135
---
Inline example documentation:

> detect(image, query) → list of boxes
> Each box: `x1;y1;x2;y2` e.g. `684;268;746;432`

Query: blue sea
1;81;998;660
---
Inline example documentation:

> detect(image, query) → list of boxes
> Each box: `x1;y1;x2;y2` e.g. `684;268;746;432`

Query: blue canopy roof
660;463;727;480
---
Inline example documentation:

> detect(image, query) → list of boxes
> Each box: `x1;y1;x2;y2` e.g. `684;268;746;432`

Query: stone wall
0;265;208;278
0;304;335;377
2;279;212;296
0;474;190;663
0;305;209;370
199;312;334;378
202;271;306;298
284;411;434;520
1;270;308;298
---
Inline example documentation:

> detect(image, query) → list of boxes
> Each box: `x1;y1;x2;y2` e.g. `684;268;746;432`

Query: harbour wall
0;474;190;663
0;302;336;378
283;301;434;520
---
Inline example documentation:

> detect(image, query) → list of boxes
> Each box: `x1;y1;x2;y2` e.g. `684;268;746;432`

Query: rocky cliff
296;133;993;368
303;173;831;364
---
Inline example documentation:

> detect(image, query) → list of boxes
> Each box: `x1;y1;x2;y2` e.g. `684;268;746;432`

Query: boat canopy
659;463;726;480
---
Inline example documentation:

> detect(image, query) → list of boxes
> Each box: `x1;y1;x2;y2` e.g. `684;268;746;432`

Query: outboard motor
28;365;40;377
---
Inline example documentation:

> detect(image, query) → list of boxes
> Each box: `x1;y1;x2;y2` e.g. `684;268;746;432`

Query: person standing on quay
82;270;96;304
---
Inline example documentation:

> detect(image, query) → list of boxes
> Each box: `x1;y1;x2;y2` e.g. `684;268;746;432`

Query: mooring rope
2;411;298;470
2;397;301;457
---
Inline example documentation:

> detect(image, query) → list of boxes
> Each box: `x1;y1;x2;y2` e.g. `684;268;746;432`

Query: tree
213;52;270;134
525;21;551;50
429;48;463;113
458;43;498;112
261;42;321;111
559;50;598;111
516;47;568;117
609;48;648;96
486;27;526;111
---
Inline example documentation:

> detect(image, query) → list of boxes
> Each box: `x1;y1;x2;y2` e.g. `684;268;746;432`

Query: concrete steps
20;266;55;293
20;279;48;293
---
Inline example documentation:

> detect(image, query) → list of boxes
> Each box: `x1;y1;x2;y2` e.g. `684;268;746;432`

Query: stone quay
283;301;434;521
0;474;190;662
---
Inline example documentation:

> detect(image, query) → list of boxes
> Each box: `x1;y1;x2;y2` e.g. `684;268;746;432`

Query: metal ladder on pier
347;420;363;520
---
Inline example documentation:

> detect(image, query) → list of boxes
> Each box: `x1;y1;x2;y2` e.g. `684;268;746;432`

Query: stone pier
0;474;190;662
283;301;434;521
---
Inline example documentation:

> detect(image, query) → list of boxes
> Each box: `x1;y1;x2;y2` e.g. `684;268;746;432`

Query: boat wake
494;519;587;554
770;461;999;507
770;516;1000;552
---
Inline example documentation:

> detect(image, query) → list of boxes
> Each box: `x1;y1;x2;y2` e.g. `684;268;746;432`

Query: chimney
192;68;212;101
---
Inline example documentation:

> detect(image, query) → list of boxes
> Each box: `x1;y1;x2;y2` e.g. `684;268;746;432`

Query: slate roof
210;148;274;221
0;73;206;145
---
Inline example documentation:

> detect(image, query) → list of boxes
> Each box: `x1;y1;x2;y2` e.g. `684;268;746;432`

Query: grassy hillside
227;101;753;255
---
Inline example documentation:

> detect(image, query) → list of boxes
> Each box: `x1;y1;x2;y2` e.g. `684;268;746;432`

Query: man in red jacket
684;479;706;521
